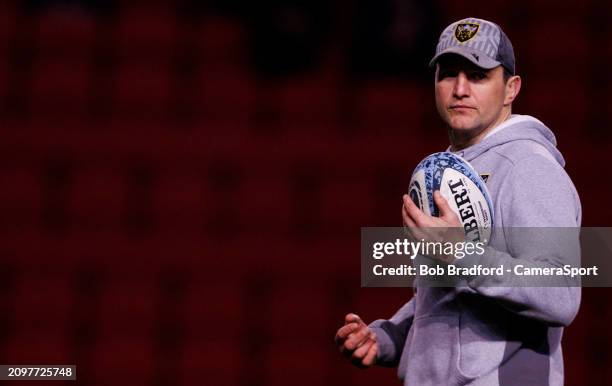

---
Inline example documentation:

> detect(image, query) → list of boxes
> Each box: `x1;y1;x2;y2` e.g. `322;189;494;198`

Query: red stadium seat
90;336;155;385
0;59;8;104
11;273;74;332
356;81;427;135
181;279;243;343
527;0;591;17
520;79;588;136
152;170;209;234
524;21;590;78
193;16;253;130
0;167;42;233
0;1;12;102
114;4;179;63
179;341;241;386
25;7;96;123
5;271;74;364
69;167;125;232
266;281;331;342
197;15;248;71
3;333;72;364
113;61;174;122
0;2;17;52
33;8;96;59
319;178;377;228
111;4;180;124
263;343;328;386
28;59;90;122
234;176;292;233
275;71;340;126
97;276;158;340
442;1;507;22
192;70;256;131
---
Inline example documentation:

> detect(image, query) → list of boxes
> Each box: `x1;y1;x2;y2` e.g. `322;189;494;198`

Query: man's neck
449;109;512;151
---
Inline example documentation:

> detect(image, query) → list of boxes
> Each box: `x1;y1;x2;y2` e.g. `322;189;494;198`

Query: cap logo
455;23;479;43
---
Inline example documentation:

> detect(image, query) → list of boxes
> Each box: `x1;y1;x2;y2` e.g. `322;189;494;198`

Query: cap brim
429;47;501;70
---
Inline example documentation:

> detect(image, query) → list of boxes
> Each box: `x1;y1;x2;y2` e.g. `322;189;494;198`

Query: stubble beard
445;114;486;150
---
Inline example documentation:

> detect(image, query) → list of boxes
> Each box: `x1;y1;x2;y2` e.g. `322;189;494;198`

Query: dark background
0;0;611;385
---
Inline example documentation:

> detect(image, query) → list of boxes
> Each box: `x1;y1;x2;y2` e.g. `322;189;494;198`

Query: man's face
434;55;508;137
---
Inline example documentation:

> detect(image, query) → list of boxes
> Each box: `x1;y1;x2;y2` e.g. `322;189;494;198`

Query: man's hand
402;190;461;228
334;313;377;368
402;191;464;263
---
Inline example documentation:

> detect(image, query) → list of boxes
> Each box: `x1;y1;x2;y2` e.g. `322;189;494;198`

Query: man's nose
453;72;470;98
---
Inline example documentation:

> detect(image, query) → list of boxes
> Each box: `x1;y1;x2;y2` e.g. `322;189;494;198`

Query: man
335;17;581;385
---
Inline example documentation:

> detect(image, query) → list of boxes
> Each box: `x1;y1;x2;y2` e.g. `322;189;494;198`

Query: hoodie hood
452;115;565;167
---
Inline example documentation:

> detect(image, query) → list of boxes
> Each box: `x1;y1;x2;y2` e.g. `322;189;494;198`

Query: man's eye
469;72;487;80
439;70;457;79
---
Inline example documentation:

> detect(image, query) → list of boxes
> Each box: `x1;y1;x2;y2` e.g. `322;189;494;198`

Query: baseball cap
429;17;515;75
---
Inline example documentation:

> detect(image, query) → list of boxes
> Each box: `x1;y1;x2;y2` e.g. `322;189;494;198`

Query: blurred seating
263;343;328;386
0;3;608;386
114;3;179;63
179;341;241;386
0;166;42;232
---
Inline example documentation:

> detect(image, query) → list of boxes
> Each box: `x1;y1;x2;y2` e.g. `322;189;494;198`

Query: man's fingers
344;313;364;326
411;227;428;242
362;342;378;366
402;204;417;228
337;313;370;354
352;338;374;359
336;315;377;368
345;327;371;350
335;323;359;342
403;194;428;226
403;210;425;240
403;199;431;242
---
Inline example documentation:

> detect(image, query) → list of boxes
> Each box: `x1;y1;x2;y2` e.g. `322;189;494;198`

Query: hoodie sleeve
455;153;582;326
368;297;415;367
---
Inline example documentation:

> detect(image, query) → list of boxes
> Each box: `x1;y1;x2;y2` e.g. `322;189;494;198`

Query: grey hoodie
370;115;582;386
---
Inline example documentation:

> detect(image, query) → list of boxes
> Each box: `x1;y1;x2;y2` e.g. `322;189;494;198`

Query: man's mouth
450;105;476;110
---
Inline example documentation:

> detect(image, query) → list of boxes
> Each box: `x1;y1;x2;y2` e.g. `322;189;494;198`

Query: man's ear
504;75;521;105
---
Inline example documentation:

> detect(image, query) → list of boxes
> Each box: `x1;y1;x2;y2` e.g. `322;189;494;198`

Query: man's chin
448;122;477;132
447;122;482;144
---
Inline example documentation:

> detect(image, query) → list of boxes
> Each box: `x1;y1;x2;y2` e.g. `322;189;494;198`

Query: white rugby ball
408;152;493;243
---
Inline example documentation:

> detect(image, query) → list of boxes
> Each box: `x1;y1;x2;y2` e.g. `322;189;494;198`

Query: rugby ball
408;152;493;243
